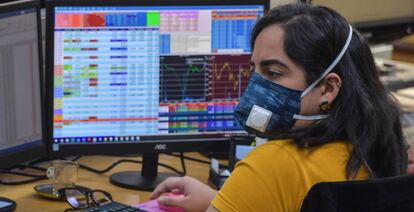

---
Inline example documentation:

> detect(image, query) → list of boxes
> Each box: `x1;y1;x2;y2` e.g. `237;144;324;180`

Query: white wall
270;0;298;8
313;0;414;23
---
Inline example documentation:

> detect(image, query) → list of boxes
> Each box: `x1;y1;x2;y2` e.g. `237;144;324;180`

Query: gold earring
320;99;331;112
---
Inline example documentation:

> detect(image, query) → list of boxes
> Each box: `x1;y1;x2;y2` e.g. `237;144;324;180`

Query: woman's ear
319;73;342;110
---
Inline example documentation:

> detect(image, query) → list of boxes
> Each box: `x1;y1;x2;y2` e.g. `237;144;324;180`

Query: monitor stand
109;153;174;191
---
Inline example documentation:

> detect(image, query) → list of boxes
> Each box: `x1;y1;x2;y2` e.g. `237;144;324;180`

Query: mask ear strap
300;25;353;98
293;114;329;120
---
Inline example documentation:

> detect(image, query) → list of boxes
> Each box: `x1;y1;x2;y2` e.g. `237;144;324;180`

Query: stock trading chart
52;6;263;142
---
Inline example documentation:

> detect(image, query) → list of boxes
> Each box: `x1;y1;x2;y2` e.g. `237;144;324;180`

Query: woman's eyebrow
259;59;289;70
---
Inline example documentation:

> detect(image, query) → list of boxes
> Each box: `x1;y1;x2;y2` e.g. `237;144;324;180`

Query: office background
0;0;413;211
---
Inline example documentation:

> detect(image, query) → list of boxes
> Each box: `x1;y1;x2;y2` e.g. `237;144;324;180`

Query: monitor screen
46;0;268;191
49;2;266;153
0;0;44;169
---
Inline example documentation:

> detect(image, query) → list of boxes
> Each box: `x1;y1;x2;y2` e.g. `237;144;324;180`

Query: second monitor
46;0;269;190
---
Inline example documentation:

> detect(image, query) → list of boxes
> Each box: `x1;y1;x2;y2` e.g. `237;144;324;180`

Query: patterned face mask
234;25;353;138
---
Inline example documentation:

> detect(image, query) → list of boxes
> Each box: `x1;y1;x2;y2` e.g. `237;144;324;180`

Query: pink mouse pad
135;193;185;212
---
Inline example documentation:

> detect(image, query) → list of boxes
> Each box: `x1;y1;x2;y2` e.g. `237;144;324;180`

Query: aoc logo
154;144;167;150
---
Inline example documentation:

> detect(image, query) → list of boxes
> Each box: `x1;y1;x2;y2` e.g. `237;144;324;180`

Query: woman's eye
267;69;283;78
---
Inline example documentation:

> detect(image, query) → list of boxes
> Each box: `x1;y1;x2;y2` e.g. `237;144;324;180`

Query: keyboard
82;201;147;212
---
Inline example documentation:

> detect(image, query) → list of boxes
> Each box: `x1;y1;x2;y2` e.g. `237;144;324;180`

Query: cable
70;156;82;162
166;153;210;164
15;164;46;172
0;159;185;185
0;169;47;185
0;155;187;185
166;153;228;169
79;159;138;174
78;159;185;176
0;175;47;185
158;163;184;176
0;170;45;178
180;152;187;176
27;158;48;165
0;152;190;185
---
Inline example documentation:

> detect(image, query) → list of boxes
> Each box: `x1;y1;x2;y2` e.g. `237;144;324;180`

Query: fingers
158;195;188;208
150;177;186;199
170;189;184;195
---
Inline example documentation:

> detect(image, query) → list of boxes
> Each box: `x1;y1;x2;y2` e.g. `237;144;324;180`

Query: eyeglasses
59;187;113;211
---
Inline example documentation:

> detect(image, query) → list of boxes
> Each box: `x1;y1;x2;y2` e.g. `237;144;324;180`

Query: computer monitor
0;0;44;170
45;0;269;190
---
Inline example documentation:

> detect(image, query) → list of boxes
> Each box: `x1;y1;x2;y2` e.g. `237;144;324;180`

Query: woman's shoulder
253;139;351;154
249;139;295;156
243;139;352;168
246;139;300;159
214;140;308;212
239;139;301;172
242;139;299;162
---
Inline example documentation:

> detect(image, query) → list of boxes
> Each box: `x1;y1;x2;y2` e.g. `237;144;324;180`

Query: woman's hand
150;176;217;212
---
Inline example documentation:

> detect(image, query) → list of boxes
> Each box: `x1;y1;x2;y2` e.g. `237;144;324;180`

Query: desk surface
377;57;414;91
0;153;213;212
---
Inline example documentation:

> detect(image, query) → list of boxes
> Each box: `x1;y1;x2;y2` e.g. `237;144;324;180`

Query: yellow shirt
211;139;368;212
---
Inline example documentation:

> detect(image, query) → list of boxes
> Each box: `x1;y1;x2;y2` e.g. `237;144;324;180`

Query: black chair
300;174;414;212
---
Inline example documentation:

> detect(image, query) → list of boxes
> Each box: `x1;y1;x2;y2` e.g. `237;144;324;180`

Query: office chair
300;174;414;212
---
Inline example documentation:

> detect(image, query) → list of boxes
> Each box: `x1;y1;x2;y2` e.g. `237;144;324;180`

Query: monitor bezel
45;0;269;157
0;0;46;169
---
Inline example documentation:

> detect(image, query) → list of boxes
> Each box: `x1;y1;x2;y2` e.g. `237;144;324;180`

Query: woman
150;3;407;211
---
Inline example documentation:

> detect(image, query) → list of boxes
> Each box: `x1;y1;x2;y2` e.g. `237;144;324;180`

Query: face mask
234;25;353;138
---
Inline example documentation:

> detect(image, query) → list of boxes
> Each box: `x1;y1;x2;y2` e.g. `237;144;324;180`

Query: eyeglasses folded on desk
59;187;147;212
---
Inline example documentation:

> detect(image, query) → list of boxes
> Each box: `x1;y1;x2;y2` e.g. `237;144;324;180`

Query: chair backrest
300;174;414;212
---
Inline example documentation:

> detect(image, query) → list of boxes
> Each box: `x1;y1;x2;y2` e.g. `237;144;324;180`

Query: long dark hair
251;3;407;178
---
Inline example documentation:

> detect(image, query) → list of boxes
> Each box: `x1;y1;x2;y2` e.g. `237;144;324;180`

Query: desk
393;34;414;64
376;57;414;91
0;153;213;212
